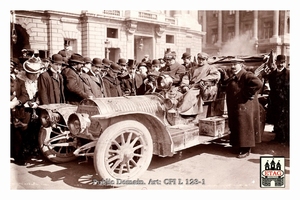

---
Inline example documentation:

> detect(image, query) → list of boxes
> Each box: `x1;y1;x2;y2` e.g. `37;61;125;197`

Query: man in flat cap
159;52;186;87
177;52;220;116
224;58;263;158
266;54;289;144
181;52;196;72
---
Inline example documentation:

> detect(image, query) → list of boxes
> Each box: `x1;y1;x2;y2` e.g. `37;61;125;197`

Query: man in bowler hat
266;54;289;144
38;54;65;105
102;63;123;97
61;53;93;105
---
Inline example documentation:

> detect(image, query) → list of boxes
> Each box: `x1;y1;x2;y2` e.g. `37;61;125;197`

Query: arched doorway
10;23;30;59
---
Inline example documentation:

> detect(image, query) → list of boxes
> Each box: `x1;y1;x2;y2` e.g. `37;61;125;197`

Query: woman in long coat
225;59;263;158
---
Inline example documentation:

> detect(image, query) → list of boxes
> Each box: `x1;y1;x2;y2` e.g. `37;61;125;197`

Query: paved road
10;125;290;190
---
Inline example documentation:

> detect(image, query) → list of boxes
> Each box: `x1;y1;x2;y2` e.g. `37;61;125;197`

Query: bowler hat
69;53;84;64
92;58;103;67
23;57;41;74
11;58;22;70
152;59;160;65
84;57;92;64
102;58;112;67
117;58;127;66
50;54;64;64
62;57;69;66
181;52;191;59
110;63;122;73
276;55;286;62
197;52;209;59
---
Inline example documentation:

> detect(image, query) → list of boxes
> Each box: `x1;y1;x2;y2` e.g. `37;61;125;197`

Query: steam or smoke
219;33;257;56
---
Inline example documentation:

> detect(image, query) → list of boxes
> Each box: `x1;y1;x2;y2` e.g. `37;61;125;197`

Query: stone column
235;11;239;37
270;10;281;43
217;11;222;46
253;10;258;40
202;11;207;47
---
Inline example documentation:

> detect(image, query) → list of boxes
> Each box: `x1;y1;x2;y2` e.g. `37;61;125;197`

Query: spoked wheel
93;120;153;184
38;127;77;163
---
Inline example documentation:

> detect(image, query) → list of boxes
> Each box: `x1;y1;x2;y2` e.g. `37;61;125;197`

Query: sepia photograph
6;1;297;198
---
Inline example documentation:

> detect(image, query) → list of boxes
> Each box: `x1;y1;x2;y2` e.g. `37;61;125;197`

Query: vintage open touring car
37;54;269;185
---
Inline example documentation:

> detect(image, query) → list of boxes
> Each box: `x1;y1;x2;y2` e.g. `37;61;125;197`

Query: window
212;11;218;17
243;23;253;39
211;28;218;44
166;35;174;43
229;11;235;15
227;26;235;41
263;21;273;39
107;28;118;39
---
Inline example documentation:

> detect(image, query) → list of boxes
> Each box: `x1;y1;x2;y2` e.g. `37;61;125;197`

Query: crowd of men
10;42;289;164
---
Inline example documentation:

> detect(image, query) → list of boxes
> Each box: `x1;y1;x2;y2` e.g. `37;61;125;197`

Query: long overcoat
38;68;65;105
226;68;263;148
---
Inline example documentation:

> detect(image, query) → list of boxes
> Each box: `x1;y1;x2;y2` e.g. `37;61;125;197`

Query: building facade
199;10;290;63
10;10;204;63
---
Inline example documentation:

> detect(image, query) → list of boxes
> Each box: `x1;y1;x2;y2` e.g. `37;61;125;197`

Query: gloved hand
10;97;19;109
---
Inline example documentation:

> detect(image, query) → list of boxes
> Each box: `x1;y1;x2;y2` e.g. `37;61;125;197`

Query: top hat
69;53;84;64
181;52;191;59
117;58;127;66
64;40;71;47
84;57;92;64
92;58;103;67
110;63;122;73
197;52;209;59
127;59;136;68
50;54;64;64
276;55;286;62
23;57;41;74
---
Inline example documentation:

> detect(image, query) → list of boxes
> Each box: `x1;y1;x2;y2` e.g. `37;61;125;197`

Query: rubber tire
38;127;77;163
93;120;153;183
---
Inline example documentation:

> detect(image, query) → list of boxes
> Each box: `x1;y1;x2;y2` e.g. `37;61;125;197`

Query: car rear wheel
93;120;153;185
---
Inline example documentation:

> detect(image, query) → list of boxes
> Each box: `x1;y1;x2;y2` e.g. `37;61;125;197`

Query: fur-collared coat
226;68;263;148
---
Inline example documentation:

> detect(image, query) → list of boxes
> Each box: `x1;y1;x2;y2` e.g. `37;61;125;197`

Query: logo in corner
260;156;285;188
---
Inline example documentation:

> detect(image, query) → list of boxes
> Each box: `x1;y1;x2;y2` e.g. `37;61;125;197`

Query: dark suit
80;71;107;98
38;68;65;105
123;73;146;95
103;73;123;97
61;66;93;105
267;68;289;142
